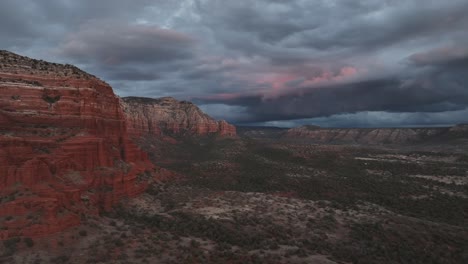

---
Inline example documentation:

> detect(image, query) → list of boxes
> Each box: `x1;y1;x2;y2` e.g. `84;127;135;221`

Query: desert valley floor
3;129;467;264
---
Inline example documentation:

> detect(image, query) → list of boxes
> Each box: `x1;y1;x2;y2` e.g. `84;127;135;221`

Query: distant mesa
449;123;468;134
284;124;467;144
122;96;237;138
453;123;468;129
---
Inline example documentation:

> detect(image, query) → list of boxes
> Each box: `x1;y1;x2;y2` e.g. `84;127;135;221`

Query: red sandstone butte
122;96;237;138
0;50;154;239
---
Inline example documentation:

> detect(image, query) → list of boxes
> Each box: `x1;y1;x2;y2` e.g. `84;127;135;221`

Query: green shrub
23;237;34;248
3;237;20;255
42;95;61;104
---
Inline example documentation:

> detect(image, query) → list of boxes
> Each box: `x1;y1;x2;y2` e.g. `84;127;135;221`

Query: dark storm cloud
293;1;468;52
0;0;157;48
200;3;308;44
197;40;468;123
56;21;195;65
102;68;160;81
1;0;468;127
189;0;468;125
198;61;468;123
0;1;46;47
255;109;468;128
408;44;468;67
195;0;468;57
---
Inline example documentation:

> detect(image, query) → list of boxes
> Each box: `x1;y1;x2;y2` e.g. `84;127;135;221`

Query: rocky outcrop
283;125;455;144
0;50;154;239
122;96;236;138
449;124;468;133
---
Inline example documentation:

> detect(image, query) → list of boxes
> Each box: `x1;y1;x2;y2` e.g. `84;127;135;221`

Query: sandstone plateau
0;51;155;239
122;96;236;138
284;125;468;144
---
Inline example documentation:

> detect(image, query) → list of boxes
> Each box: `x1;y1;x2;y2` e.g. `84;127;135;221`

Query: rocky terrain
237;126;287;139
284;125;468;145
0;51;238;244
0;50;155;240
8;135;462;264
122;96;236;138
1;51;466;264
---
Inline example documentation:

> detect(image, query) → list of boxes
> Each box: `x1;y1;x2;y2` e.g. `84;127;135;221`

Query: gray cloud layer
1;0;468;127
57;21;195;65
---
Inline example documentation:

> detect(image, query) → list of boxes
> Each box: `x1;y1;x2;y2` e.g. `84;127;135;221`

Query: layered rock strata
122;96;236;138
283;125;464;144
0;51;154;239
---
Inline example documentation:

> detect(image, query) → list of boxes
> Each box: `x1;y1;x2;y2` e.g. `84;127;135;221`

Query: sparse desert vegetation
3;131;466;264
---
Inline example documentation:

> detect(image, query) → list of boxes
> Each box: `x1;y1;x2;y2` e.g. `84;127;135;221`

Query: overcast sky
1;0;468;127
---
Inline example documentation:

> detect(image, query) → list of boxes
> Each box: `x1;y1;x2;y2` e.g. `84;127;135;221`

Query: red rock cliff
122;96;236;138
0;51;154;239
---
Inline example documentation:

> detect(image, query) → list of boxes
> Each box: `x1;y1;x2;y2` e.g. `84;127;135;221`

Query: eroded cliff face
0;51;154;239
283;125;455;144
122;96;236;138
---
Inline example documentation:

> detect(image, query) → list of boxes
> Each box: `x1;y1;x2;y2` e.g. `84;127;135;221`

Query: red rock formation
122;96;237;138
0;50;154;239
